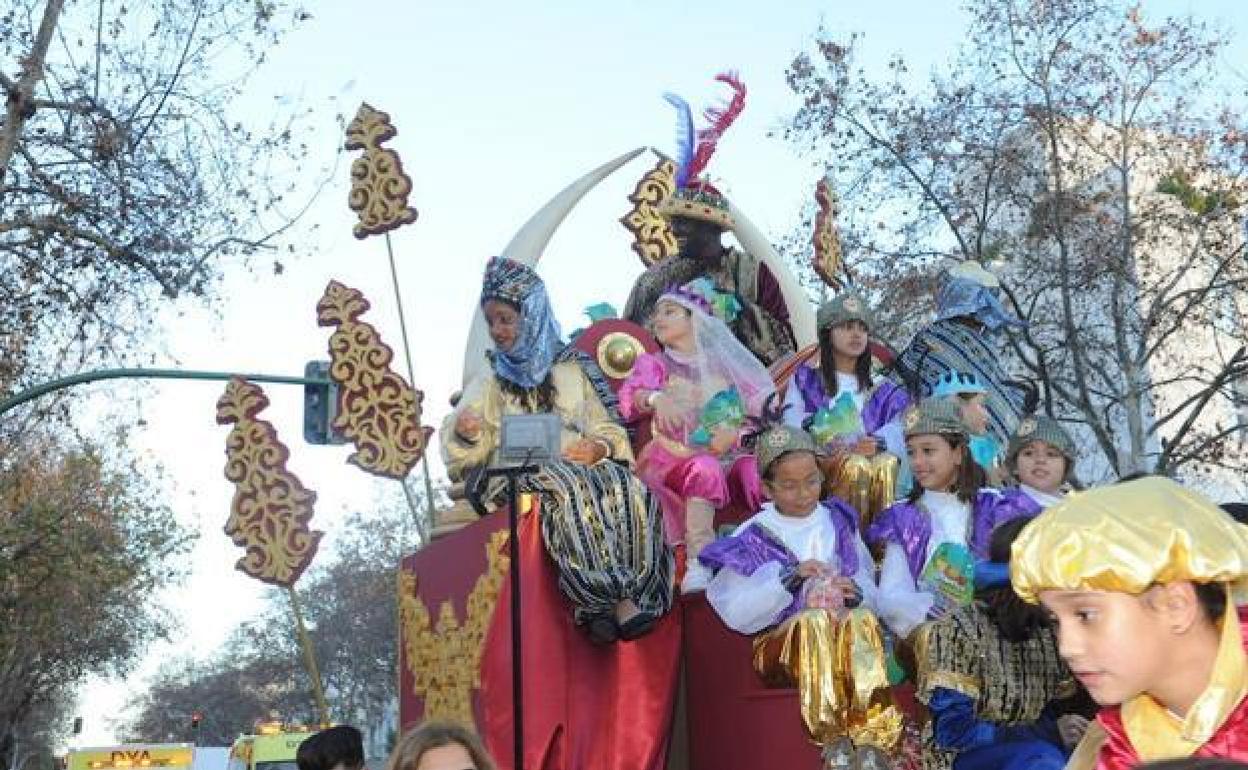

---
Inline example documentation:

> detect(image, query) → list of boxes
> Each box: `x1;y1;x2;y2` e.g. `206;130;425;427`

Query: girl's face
906;434;962;491
959;393;990;434
651;299;694;348
765;451;824;517
483;299;521;352
829;320;869;359
1015;440;1067;493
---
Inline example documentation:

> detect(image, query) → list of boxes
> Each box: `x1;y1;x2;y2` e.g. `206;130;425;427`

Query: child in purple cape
699;420;902;770
783;290;910;531
867;398;1036;641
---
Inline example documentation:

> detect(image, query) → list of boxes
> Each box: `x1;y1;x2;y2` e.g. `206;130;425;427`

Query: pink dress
620;351;765;545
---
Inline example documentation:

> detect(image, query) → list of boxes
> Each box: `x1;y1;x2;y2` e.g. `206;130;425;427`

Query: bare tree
786;0;1248;486
0;0;324;398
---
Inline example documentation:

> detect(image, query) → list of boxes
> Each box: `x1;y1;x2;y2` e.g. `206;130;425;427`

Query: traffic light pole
0;367;331;418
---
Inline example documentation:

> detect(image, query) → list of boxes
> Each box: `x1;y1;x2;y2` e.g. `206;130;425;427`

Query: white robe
706;501;879;634
875;490;978;639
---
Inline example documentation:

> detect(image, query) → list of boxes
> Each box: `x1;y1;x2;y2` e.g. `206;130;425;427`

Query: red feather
686;71;747;182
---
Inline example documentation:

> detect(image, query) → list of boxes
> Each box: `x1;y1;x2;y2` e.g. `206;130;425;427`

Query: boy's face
1040;588;1169;706
1015;440;1067;493
765;451;823;517
958;393;990;434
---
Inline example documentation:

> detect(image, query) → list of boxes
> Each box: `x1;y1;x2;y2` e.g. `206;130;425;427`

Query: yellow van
226;726;315;770
67;745;194;770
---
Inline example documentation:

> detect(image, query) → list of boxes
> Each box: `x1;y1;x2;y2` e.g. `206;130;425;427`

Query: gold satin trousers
825;452;899;532
752;608;904;752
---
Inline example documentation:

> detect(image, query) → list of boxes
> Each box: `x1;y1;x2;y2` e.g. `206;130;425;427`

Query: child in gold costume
699;422;903;770
1012;477;1248;769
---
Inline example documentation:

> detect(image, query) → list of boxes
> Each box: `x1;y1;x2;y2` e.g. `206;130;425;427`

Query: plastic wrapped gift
690;386;747;447
808;391;865;448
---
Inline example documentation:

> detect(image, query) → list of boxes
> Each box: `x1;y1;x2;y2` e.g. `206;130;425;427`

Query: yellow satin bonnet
1011;476;1248;603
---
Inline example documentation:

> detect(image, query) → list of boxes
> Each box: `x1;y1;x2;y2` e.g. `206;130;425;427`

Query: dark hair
496;374;556;414
1194;581;1228;623
1220;502;1248;525
386;721;496;770
817;323;872;398
978;517;1049;642
906;434;987;504
297;725;364;770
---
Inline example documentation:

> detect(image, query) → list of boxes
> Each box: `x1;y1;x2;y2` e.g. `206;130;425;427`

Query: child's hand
708;425;737;456
455;408;483;441
796;560;830;579
1056;714;1089;750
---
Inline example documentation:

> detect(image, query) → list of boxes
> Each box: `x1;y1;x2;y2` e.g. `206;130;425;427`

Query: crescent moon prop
461;147;647;385
728;202;817;349
460;148;817;386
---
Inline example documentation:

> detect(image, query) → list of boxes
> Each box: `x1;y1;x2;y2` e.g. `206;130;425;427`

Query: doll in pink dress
620;279;775;592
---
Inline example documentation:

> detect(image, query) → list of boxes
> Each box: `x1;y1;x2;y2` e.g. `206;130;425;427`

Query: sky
66;0;1247;747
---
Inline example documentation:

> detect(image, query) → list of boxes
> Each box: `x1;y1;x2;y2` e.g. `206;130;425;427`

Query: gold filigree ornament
399;530;510;724
620;158;679;267
813;177;845;289
317;280;434;480
345;102;419;239
216;377;323;587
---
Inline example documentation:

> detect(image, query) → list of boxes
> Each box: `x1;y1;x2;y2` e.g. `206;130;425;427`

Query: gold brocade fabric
399;531;509;725
1121;593;1248;762
825;452;899;533
1011;476;1248;603
752;608;903;752
441;362;633;485
913;604;1072;770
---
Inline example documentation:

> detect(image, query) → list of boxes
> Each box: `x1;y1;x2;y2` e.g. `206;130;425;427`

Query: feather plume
663;93;696;188
742;392;788;450
687;71;747;182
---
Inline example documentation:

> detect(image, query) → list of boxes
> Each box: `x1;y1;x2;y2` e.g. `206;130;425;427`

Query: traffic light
190;711;203;730
303;361;347;445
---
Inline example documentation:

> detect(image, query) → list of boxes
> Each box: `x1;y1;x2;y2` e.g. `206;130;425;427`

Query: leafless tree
1;0;326;400
786;0;1248;485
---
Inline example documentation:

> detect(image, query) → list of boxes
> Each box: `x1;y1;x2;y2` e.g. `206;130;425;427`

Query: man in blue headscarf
895;262;1027;447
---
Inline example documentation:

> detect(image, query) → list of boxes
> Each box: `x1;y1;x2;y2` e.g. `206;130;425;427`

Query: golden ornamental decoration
813;177;845;289
596;331;643;380
620;158;679;267
317;280;434;480
399;530;510;724
345;102;419;239
216;377;323;587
